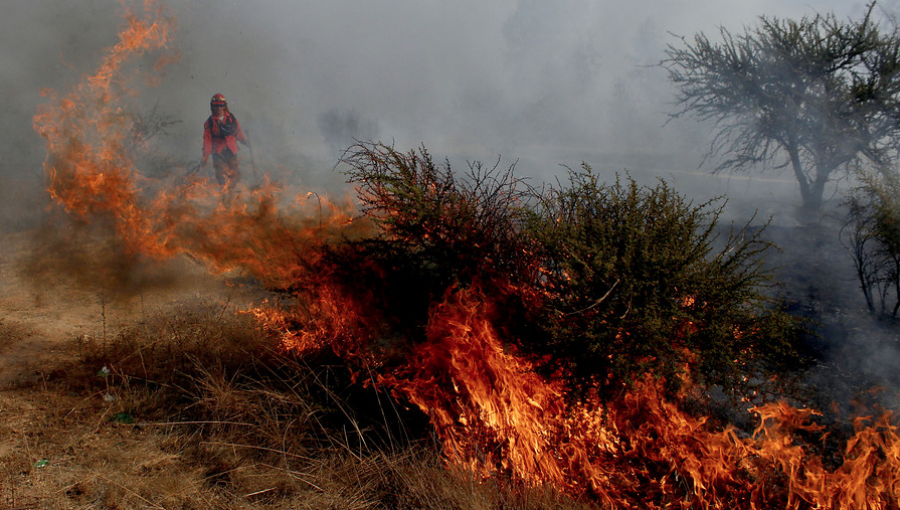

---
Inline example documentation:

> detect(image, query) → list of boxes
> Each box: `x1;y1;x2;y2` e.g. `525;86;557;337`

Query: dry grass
0;320;24;355
0;298;596;509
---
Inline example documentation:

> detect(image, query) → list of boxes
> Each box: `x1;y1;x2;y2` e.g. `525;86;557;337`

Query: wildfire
32;1;368;290
31;2;900;509
380;285;900;509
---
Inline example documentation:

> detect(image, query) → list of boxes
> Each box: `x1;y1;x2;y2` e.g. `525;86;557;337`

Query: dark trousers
212;149;241;189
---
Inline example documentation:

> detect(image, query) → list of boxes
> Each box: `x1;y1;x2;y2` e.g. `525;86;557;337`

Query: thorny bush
523;166;809;399
337;142;541;343
340;143;808;402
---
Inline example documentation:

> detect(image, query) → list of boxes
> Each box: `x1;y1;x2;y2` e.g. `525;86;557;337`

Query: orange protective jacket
202;111;248;162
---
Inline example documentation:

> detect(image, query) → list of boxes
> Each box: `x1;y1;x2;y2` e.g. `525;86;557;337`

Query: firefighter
201;93;251;190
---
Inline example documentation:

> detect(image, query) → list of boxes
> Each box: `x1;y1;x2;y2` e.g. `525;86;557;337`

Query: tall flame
34;1;175;225
32;1;369;291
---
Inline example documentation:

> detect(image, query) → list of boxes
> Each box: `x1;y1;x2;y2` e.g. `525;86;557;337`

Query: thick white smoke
4;0;877;204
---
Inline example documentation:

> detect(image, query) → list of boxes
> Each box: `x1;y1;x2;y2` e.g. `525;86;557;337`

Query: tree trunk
806;177;827;217
806;161;837;219
787;145;818;219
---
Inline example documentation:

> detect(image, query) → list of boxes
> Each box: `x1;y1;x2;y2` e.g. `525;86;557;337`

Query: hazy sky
4;0;891;220
167;0;873;160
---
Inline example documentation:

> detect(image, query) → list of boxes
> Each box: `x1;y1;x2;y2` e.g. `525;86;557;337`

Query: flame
378;284;900;508
31;3;900;508
33;2;176;226
31;0;376;361
380;285;572;481
32;1;371;290
248;281;380;365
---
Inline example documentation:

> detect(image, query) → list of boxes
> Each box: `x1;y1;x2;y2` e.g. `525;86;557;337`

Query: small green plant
110;411;135;424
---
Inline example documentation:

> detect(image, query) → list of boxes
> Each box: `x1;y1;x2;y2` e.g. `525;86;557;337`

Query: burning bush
341;145;808;402
335;142;541;346
524;167;810;399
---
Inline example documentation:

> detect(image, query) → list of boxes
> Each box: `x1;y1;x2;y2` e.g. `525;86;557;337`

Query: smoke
137;0;877;206
317;108;380;160
16;216;195;302
3;1;878;202
4;0;899;403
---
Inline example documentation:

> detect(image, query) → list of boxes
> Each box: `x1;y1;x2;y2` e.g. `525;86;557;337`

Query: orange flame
34;1;175;223
381;285;572;481
378;284;900;508
32;1;371;290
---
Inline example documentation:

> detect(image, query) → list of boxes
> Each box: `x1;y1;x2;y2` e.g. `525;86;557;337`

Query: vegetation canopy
663;2;900;217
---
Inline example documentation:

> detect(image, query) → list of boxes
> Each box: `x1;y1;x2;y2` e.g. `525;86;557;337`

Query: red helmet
210;93;227;107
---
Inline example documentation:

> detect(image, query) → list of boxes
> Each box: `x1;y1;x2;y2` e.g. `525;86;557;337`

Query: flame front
382;285;900;509
33;2;175;242
31;3;900;509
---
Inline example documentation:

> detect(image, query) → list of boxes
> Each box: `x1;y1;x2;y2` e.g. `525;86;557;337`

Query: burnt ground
759;220;900;412
0;229;266;388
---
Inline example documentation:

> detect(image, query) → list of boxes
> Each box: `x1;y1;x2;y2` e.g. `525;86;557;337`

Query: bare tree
843;170;900;318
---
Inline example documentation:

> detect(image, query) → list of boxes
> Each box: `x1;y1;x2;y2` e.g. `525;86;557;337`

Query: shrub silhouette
844;170;900;319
